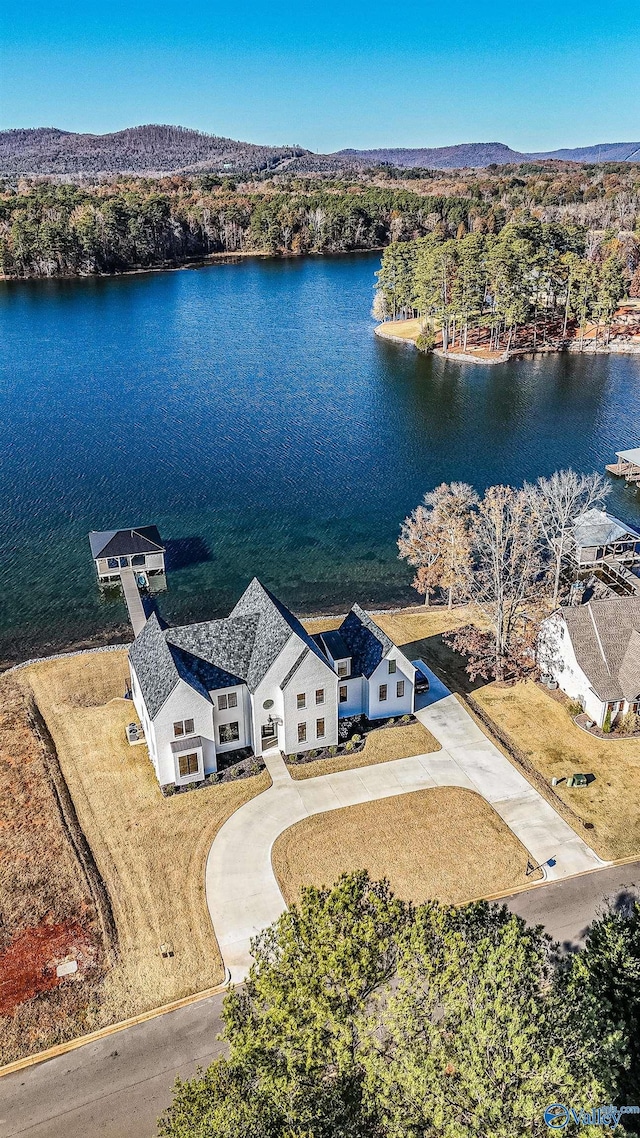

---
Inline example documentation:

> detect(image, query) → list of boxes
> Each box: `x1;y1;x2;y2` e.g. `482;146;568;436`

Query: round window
263;699;274;710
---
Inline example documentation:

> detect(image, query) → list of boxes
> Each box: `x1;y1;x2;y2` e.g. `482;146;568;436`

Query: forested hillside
0;126;310;177
1;163;639;279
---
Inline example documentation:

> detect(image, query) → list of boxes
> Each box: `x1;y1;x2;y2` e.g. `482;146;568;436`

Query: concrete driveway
206;666;604;983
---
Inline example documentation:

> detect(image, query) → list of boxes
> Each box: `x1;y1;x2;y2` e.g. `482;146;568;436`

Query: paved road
2;864;639;1138
505;861;640;951
0;994;226;1138
207;668;602;983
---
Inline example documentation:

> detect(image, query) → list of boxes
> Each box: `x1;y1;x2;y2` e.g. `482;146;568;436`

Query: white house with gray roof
539;597;640;727
128;578;416;789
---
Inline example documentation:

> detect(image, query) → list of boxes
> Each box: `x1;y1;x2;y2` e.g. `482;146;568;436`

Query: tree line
398;471;609;681
159;871;640;1138
0;181;484;278
375;220;629;354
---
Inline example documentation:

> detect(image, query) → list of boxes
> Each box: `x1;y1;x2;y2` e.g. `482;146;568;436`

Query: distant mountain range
2;125;640;177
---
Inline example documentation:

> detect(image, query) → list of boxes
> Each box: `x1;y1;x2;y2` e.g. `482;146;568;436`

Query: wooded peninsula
374;220;636;358
1;161;639;281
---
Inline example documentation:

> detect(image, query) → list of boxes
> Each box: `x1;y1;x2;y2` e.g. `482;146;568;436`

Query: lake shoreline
374;320;640;366
0;246;385;285
0;595;434;673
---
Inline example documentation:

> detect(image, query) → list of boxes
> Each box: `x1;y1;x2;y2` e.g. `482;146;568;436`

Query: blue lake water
1;251;640;663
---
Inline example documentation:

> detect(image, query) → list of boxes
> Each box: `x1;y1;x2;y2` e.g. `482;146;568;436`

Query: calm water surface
1;252;640;662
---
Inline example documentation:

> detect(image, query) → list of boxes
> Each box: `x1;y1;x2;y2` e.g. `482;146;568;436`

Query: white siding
210;684;251;754
251;635;338;755
367;651;416;719
539;615;606;726
148;680;216;786
337;675;366;718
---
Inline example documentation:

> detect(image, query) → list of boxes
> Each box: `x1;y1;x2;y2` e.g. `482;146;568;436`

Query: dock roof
89;526;164;560
616;447;640;466
573;508;640;549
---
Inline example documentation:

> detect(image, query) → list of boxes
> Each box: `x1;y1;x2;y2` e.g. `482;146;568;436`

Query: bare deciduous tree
459;484;542;681
398;482;477;607
525;469;610;608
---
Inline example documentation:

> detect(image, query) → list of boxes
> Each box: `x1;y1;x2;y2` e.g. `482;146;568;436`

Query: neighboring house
539;597;640;728
568;508;640;569
89;526;165;583
129;577;416;789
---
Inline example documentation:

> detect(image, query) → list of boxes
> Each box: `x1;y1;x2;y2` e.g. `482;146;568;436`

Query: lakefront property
129;577;416;789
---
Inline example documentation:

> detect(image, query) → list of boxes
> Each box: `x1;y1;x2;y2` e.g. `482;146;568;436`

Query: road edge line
0;980;230;1079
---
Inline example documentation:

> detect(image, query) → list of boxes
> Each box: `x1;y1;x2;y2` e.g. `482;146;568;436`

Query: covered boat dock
606;447;640;483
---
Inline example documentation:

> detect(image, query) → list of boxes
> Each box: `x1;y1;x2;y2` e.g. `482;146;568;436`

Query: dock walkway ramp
120;567;147;637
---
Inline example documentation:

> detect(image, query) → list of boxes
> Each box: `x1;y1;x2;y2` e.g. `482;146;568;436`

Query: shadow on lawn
399;632;490;697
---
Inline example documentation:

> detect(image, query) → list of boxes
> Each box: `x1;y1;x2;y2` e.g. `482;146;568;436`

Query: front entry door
261;722;277;749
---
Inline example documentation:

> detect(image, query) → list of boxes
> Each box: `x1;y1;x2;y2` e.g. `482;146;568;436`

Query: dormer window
337;659;350;678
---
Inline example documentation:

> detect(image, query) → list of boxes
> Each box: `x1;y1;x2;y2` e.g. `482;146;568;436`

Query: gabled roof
562;597;640;702
129;577;333;717
337;603;393;678
230;577;330;690
572;509;640;550
89;526;164;559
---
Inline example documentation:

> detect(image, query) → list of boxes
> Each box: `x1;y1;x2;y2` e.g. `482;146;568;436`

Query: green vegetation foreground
160;872;640;1138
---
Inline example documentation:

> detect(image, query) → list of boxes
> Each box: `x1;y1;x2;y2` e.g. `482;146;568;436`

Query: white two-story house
129;577;416;789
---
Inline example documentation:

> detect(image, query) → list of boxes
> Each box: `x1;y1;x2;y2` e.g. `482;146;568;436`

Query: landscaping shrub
329;745;338;756
620;709;640;736
567;699;583;718
344;741;354;753
603;707;612;734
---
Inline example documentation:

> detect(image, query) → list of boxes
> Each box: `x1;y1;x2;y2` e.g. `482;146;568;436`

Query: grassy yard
473;681;640;861
273;787;539;907
287;721;440;780
17;650;271;1036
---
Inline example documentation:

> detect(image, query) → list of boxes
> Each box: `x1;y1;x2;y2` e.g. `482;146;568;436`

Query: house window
379;684;388;701
131;554;145;567
219;722;240;745
178;753;199;777
396;681;405;699
298;722;307;744
339;685;348;703
337;660;350;677
316;688;325;705
119;556;129;568
218;694;228;710
316;718;325;739
107;557;119;570
388;659;397;674
174;719;194;737
228;692;238;709
297;693;306;710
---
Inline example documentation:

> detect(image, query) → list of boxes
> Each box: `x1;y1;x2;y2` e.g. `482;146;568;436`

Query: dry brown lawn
374;318;422;341
273;787;538;907
287;721;440;780
473;681;640;861
17;650;271;1033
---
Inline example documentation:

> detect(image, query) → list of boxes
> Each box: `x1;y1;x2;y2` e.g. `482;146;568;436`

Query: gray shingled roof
562;597;640;701
338;604;393;678
129;612;181;718
129;577;333;717
89;526;164;559
572;509;640;550
320;629;351;661
230;577;330;689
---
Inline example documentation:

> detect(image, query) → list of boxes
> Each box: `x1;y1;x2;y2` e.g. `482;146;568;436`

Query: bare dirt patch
0;673;106;1063
273;787;538;906
16;650;271;1048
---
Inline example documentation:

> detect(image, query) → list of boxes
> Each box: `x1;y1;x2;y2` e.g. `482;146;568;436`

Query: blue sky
2;0;640;151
